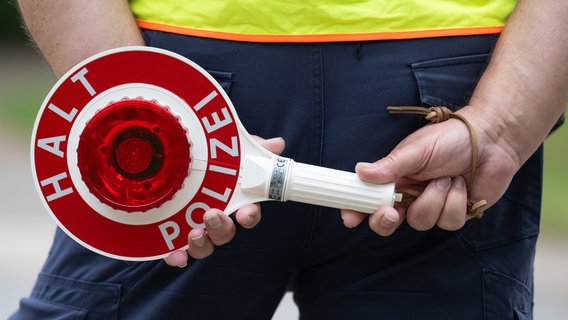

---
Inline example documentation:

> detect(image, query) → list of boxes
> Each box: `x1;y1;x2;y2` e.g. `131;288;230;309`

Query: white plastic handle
241;155;402;213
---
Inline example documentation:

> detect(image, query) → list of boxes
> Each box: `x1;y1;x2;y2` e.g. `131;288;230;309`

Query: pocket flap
412;54;490;109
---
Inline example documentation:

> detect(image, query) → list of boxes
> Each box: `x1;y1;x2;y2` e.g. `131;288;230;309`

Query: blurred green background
1;1;566;235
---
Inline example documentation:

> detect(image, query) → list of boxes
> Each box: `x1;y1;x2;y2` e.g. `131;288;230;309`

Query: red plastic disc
77;98;190;212
31;47;242;260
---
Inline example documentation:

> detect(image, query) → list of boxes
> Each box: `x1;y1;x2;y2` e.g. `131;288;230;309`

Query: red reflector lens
77;98;190;212
112;127;162;178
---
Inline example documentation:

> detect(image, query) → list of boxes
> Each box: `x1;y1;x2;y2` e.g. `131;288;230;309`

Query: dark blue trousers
12;33;542;319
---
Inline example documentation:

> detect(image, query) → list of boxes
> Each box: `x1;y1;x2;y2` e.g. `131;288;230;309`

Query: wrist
456;105;524;170
456;97;562;174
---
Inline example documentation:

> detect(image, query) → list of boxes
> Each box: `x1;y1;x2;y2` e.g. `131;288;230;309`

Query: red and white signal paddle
31;47;401;261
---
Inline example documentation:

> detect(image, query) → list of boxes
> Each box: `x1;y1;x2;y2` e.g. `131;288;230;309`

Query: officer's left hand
164;136;286;267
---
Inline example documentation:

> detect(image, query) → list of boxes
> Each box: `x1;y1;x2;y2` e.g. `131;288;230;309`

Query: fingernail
380;211;397;228
191;233;205;248
179;262;188;268
267;137;284;143
436;176;451;190
204;211;221;229
453;176;466;189
356;162;376;170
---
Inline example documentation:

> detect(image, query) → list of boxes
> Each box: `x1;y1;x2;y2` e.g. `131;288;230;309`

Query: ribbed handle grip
285;161;397;213
240;156;400;213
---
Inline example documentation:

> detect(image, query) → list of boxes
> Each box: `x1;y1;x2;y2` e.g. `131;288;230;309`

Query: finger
340;209;367;228
355;160;397;185
203;208;236;246
437;176;468;231
368;205;404;237
251;135;286;155
234;203;262;229
164;249;190;268
406;176;451;231
187;228;214;259
355;140;429;184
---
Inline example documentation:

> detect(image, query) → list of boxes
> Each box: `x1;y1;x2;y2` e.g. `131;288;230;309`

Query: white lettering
48;103;78;122
208;164;237;176
201;187;231;202
37;135;66;158
158;202;210;249
193;90;218;111
209;136;239;159
185;202;209;229
158;221;180;251
40;172;73;201
71;67;96;96
202;107;233;133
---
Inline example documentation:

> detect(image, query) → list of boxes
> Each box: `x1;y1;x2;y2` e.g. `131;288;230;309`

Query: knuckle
406;207;437;231
437;219;465;231
209;229;235;246
369;215;397;237
188;244;214;259
407;218;434;231
188;248;213;260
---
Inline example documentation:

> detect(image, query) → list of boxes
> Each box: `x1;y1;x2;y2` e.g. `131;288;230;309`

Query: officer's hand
164;136;285;267
341;107;520;236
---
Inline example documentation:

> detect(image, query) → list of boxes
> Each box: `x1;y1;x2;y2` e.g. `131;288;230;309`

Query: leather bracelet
387;106;487;218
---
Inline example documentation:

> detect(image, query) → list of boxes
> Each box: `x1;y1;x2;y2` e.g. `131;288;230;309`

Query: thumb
251;135;286;155
355;157;397;184
355;146;425;184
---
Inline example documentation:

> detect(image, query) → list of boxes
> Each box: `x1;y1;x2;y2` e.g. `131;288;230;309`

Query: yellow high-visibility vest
129;0;517;42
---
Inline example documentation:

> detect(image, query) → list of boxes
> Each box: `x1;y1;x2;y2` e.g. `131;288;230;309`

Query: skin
18;0;568;267
342;0;568;236
164;137;285;267
17;0;286;266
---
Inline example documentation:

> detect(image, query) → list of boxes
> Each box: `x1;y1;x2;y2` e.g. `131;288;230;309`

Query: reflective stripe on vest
129;0;517;42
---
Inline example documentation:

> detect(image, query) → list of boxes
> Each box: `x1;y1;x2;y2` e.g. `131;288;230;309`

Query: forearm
17;0;144;78
350;0;568;233
464;0;568;167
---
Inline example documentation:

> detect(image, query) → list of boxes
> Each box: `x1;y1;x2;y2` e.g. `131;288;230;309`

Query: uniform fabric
129;0;517;42
12;33;541;319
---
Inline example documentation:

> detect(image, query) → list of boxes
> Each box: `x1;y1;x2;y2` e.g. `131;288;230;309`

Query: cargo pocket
206;69;234;94
412;53;490;110
16;298;87;320
13;272;121;320
483;270;532;320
